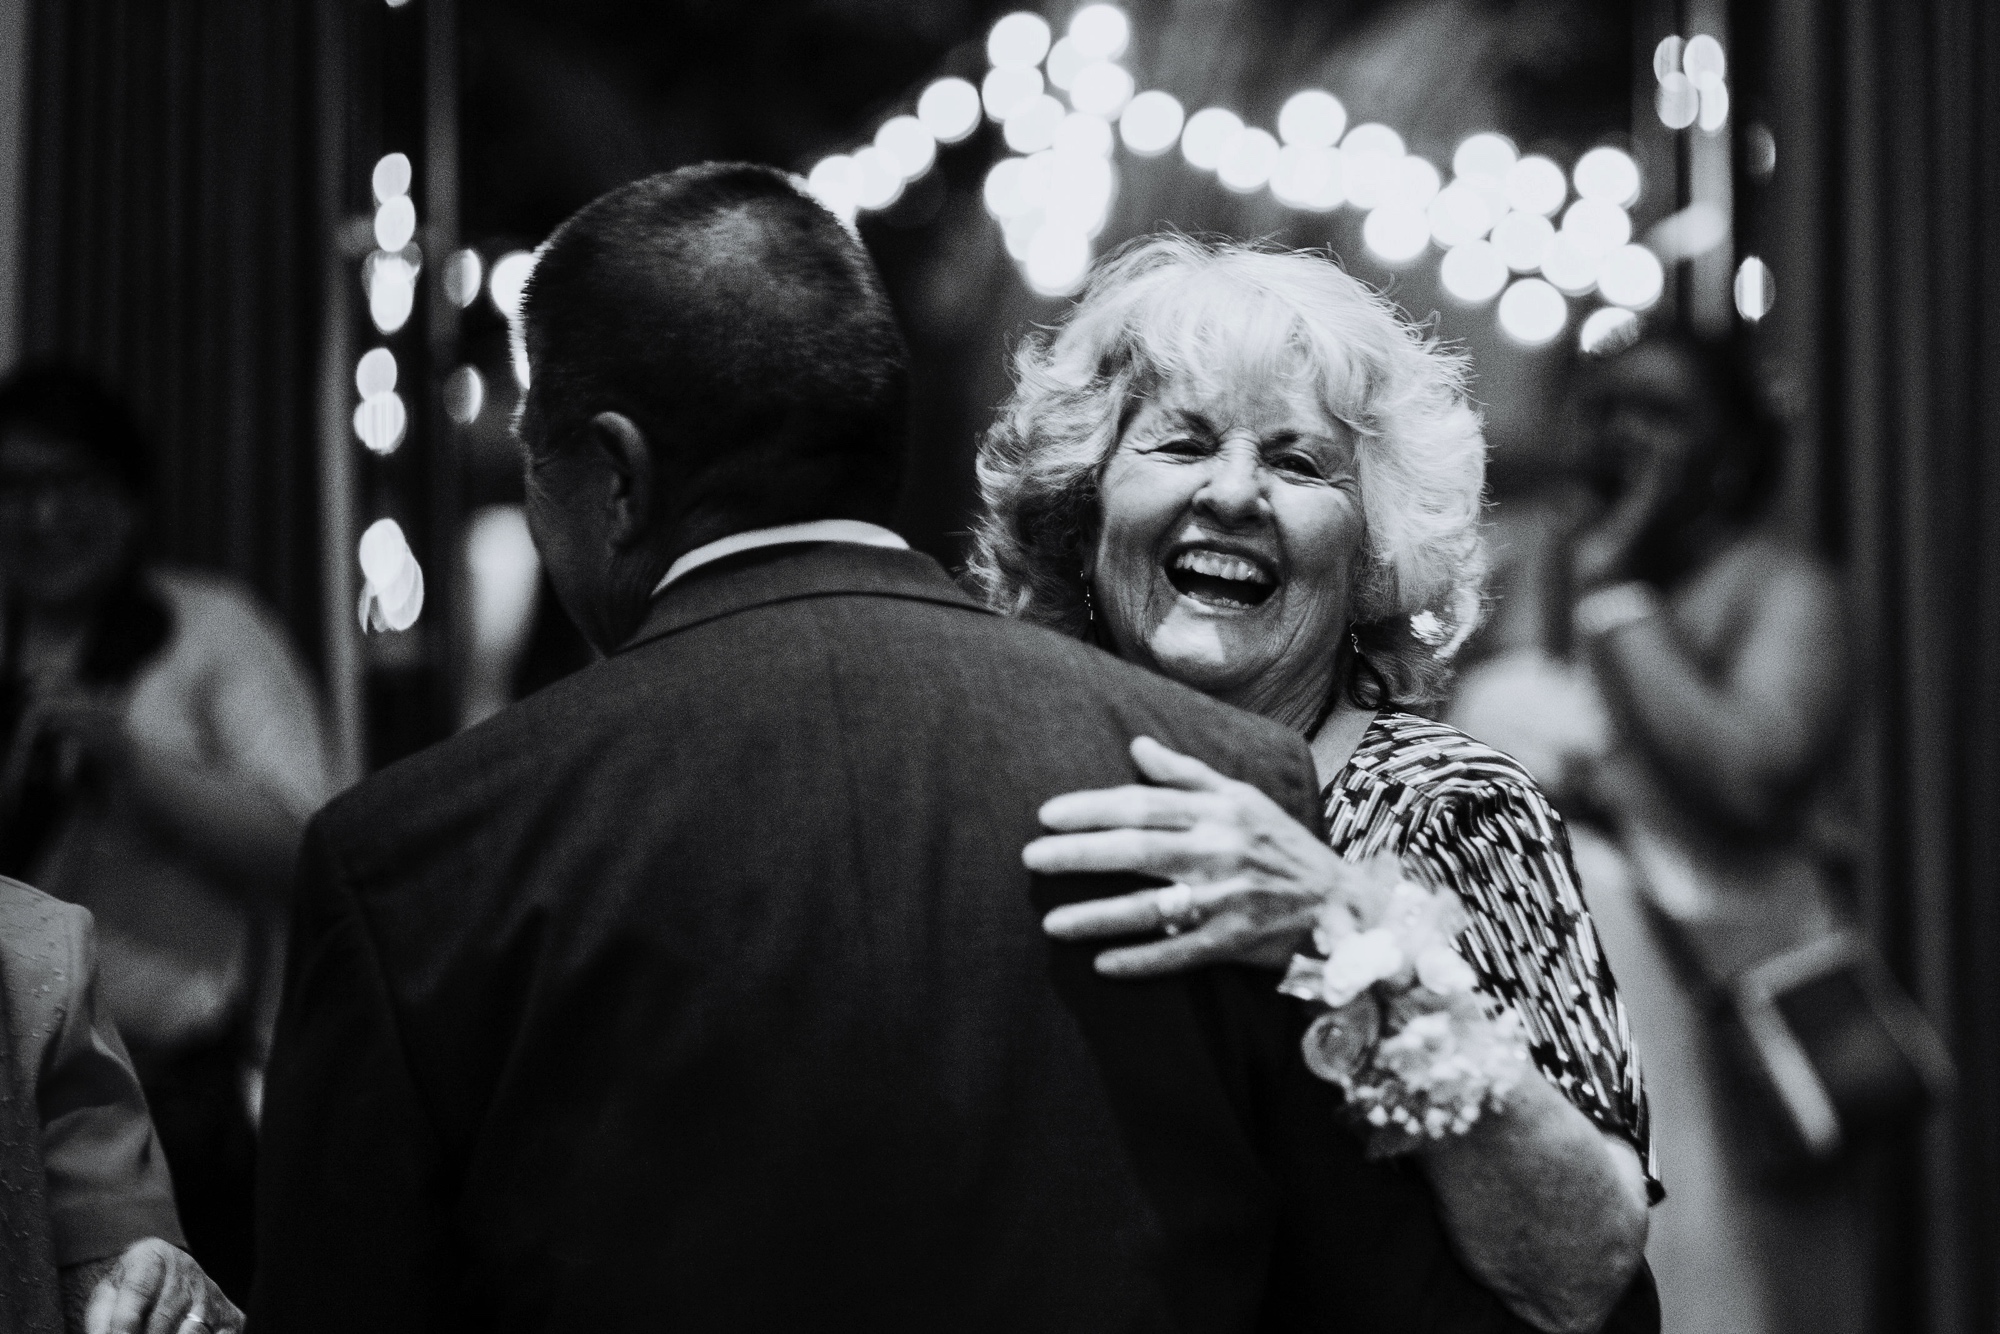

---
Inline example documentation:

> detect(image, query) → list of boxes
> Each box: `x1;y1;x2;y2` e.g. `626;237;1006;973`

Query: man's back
255;546;1482;1332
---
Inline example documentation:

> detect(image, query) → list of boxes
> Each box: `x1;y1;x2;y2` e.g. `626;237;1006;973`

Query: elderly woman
969;236;1656;1334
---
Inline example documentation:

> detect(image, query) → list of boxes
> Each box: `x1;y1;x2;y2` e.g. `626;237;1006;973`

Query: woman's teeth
1174;550;1272;584
1166;548;1277;608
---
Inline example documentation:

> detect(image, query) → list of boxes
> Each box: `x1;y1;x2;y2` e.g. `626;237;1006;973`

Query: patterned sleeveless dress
1325;710;1660;1199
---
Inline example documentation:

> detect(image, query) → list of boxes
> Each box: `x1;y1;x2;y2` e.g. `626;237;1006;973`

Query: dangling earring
1084;580;1097;628
1349;629;1363;658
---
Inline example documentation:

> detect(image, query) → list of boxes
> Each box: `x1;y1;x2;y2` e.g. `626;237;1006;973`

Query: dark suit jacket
253;543;1552;1333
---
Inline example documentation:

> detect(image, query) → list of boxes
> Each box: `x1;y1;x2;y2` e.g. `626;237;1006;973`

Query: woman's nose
1194;441;1268;523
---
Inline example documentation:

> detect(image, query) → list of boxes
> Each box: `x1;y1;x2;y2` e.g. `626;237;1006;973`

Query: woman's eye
1154;436;1209;458
1270;452;1324;479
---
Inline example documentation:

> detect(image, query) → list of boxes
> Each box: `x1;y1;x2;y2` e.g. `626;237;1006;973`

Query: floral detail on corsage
1278;853;1531;1155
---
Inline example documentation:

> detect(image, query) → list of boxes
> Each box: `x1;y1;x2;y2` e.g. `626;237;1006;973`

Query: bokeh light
1068;4;1130;60
354;347;397;397
1026;227;1091;295
807;155;860;220
371;152;412;205
1579;305;1641;356
1040;151;1117;235
1540;234;1600;294
1272;144;1343;211
1440;241;1509;303
1698;77;1730;132
445;249;483;308
983;158;1028;218
1119;91;1184;156
1363;205;1430;264
367;254;418;334
918;78;982;144
1683;34;1726;81
987;12;1051;68
1652;36;1685;84
1217;127;1280;193
1492;210;1556;272
1181;108;1242;170
1428;182;1495;247
1004;95;1067;153
1597;244;1665;309
357;519;423;633
852;146;903;210
1278;90;1347;148
1452;132;1517;183
1497;278;1568;345
1069;62;1135;118
1573;147;1640;206
1735;256;1775;321
1389;156;1441;209
1045;38;1087;91
443;365;485;426
1340;124;1405;211
875;115;936;180
1504;155;1567;216
374;195;417;252
1562;198;1632;258
982;66;1044;122
352;391;407;456
488;249;537;321
1054;111;1114;158
1657;73;1699;129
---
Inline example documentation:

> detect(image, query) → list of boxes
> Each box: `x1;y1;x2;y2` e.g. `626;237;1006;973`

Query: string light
1278;90;1346;148
1440;240;1508;303
1497;278;1568;345
1735;256;1775;321
1067;4;1130;61
444;249;483;308
987;12;1051;69
371;153;412;205
488;250;536;322
443;365;485;425
1579;306;1641;355
1180;108;1242;171
1597;243;1665;309
1118;91;1183;155
1217;127;1280;193
875;115;936;180
1573;147;1640;207
917;78;981;144
357;519;424;633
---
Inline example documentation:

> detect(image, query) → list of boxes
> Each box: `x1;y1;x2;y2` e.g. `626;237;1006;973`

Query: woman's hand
81;1238;244;1334
1025;736;1339;975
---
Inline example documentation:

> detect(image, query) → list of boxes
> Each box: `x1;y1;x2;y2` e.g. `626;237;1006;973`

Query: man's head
517;163;910;651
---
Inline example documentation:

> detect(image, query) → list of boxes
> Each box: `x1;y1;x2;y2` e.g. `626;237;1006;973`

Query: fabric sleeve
1401;779;1663;1203
251;817;455;1332
37;911;187;1265
193;585;335;823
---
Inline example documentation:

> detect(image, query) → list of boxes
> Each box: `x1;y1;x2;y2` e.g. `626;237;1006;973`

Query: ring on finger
1152;882;1203;936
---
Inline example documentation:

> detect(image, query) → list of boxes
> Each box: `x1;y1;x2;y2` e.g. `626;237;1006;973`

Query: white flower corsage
1277;854;1531;1155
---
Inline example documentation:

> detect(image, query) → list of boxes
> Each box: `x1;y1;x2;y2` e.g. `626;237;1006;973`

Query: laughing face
1087;368;1366;726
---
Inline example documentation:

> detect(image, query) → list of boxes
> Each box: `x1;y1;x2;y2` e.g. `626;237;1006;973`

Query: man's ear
589;411;655;549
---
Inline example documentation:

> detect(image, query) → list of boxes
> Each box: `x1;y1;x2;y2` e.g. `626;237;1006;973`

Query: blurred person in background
1448;329;1858;1334
975;236;1658;1334
0;366;333;1301
2;874;244;1333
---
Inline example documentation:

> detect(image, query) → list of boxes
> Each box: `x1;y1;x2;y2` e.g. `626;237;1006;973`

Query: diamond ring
1152;882;1203;935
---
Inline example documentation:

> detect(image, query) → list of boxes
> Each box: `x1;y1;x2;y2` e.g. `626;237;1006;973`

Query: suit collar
616;542;991;654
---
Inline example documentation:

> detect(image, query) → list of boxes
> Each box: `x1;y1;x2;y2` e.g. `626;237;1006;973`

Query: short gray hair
966;234;1487;709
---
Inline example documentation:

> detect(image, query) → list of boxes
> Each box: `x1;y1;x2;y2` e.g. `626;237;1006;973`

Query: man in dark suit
252;164;1537;1333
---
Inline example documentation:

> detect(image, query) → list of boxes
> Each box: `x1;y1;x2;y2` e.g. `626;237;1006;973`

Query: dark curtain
20;0;326;665
1769;0;2000;1329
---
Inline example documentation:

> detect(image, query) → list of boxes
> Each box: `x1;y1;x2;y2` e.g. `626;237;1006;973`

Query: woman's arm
1032;739;1659;1332
1584;545;1847;831
1419;1075;1649;1334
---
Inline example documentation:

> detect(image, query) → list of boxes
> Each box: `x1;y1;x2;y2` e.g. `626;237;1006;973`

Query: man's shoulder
0;877;88;1059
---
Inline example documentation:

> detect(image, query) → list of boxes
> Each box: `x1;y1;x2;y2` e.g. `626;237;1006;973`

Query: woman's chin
1136;613;1277;696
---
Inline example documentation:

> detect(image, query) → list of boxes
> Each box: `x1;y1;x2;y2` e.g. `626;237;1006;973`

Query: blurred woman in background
1450;330;1861;1334
0;365;332;1300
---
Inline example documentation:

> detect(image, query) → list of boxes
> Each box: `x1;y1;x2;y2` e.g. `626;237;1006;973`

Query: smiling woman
969;237;1661;1334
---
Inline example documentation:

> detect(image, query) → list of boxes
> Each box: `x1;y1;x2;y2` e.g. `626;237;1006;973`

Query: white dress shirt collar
650;519;909;597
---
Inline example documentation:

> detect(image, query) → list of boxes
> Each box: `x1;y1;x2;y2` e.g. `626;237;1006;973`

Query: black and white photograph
0;0;1993;1330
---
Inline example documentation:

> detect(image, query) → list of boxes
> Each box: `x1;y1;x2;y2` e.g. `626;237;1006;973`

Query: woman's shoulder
1344;710;1546;799
1327;711;1558;855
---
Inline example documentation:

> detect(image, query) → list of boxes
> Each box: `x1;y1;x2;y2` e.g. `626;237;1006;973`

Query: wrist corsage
1278;854;1531;1155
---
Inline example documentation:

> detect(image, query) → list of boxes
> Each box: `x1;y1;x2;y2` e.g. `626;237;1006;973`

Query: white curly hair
967;234;1488;709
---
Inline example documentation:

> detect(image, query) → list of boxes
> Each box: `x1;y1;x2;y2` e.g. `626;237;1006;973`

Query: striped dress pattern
1324;710;1661;1199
